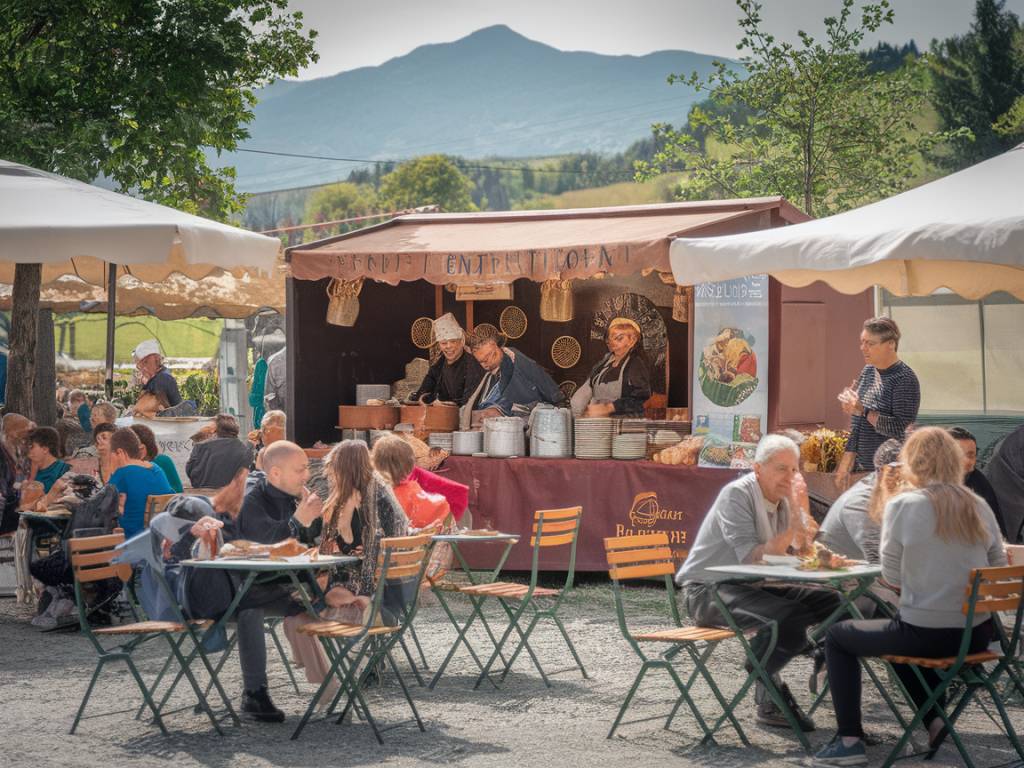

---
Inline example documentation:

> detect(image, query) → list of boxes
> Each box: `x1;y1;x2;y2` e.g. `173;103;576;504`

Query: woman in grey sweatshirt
814;427;1006;767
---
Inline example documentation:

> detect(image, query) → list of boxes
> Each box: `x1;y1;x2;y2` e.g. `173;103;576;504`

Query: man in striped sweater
835;317;920;490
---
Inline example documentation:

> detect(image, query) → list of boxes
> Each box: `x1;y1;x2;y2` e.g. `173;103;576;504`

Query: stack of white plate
574;417;615;460
612;433;647;460
618;418;648;435
530;407;573;458
428;432;454;451
452;431;484;455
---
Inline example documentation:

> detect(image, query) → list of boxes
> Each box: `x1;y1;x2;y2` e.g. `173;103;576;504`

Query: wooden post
434;284;443;318
466;300;474;331
6;263;41;419
104;263;117;400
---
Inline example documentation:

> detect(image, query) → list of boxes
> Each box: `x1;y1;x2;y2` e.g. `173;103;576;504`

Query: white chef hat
433;313;464;342
132;338;163;362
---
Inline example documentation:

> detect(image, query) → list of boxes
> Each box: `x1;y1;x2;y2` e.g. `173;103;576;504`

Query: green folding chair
877;564;1024;768
68;532;223;735
291;532;434;743
604;533;751;744
459;506;587;689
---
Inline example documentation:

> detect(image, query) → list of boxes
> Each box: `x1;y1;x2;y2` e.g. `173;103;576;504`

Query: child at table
814;427;1006;766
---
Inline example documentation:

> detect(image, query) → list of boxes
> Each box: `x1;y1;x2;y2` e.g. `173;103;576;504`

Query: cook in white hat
131;338;182;411
406;313;485;407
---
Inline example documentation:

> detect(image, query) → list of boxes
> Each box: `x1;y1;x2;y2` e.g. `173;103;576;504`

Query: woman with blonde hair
570;317;652;417
815;427;1006;766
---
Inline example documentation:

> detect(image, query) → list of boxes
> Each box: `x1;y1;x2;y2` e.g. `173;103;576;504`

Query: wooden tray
400;403;458;434
338;405;399;430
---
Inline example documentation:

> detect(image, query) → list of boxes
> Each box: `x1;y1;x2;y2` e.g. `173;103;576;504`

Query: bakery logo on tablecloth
619;492;689;562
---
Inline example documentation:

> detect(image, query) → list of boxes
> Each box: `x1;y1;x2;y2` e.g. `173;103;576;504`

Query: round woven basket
499;306;528;339
551;336;582;369
559;380;578;398
411;317;436;349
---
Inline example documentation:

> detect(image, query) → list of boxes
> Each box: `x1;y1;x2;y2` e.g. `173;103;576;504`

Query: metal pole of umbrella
105;263;116;400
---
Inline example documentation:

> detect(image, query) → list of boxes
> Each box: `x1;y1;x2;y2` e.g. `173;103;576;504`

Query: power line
234;148;637;179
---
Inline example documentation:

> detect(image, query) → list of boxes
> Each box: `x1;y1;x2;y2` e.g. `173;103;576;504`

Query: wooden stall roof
287;197;809;286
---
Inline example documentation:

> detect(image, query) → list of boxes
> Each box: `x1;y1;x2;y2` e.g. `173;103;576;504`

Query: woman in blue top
129;423;183;493
107;427;173;538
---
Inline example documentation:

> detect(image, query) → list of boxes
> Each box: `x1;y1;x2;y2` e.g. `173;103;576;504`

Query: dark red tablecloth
434;456;742;572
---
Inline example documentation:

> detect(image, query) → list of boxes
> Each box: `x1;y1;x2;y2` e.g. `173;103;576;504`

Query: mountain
218;26;728;193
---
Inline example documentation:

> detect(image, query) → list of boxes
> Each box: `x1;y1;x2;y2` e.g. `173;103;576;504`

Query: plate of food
763;554;801;566
797;543;859;571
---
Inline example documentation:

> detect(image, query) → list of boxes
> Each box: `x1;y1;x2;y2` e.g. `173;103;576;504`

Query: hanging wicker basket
326;278;363;326
540;279;574;322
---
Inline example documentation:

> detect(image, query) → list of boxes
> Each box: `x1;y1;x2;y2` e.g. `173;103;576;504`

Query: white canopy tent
0;159;281;398
669;144;1024;300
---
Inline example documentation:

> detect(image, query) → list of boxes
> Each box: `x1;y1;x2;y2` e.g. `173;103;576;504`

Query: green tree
0;0;317;419
636;0;962;217
379;154;477;212
929;0;1024;168
302;182;378;242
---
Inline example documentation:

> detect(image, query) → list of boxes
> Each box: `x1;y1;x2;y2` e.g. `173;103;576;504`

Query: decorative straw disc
551;336;582;369
559;380;578;398
473;322;500;340
499;306;528;339
411;317;435;349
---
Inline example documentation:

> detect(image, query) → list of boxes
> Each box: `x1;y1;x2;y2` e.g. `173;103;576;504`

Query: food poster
691;275;769;469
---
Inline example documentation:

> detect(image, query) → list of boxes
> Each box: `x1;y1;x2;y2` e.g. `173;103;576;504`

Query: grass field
54;314;223;362
515;173;686;210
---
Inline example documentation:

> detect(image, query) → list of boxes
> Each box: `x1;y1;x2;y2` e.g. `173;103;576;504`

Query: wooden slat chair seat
299;621;400;639
633;626;737;643
881;651;1000;670
458;582;560;599
291;532;435;744
68;533;224;736
460;506;587;690
603;533;751;744
874;564;1024;768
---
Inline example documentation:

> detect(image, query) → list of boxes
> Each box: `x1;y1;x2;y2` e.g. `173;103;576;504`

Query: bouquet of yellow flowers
799;428;850;473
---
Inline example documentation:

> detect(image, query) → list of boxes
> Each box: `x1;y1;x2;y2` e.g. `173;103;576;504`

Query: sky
287;0;1024;80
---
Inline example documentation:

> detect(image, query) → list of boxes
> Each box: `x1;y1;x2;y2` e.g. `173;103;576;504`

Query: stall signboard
691;275;769;469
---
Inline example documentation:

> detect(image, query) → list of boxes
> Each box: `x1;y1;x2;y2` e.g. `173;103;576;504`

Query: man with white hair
676;433;839;732
407;313;484;406
132;339;182;408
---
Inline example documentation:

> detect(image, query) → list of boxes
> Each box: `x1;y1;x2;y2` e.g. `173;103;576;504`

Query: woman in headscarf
571;317;652;418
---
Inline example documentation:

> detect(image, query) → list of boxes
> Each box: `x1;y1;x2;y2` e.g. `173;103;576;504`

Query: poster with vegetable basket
692;275;769;469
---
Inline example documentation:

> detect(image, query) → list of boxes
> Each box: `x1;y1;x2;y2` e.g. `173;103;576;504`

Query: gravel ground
2;583;1019;768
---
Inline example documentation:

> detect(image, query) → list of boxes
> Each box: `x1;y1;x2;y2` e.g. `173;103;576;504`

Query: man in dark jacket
949;427;1009;539
407;313;484;406
460;325;566;429
186;414;253;489
178;442;323;722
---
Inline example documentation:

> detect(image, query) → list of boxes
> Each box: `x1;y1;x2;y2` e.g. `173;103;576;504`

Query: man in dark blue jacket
460;325;566;429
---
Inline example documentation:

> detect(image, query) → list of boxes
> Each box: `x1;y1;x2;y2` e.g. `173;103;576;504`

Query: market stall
285;199;872;570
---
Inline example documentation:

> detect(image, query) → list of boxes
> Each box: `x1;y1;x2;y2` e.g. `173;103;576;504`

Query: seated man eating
676;434;840;732
459;325;566;429
181;441;324;722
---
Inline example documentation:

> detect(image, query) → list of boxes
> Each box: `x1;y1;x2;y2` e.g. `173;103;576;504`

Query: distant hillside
218;25;728;193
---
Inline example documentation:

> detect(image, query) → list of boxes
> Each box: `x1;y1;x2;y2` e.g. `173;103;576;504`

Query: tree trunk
33;307;57;427
7;263;41;420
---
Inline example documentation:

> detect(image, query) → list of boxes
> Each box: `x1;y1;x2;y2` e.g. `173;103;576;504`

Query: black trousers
825;616;994;737
685;581;841;675
236;584;304;692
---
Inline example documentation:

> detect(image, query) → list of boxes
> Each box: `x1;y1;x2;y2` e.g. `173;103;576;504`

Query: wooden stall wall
768;279;874;431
